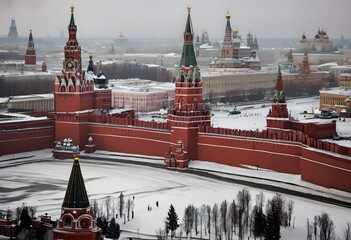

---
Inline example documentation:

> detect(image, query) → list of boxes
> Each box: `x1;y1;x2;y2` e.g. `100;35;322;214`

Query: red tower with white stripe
167;7;211;166
266;66;291;129
24;30;36;66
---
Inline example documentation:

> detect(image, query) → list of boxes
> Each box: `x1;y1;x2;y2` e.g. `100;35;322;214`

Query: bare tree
237;189;251;239
228;200;237;239
92;199;99;218
105;196;112;220
314;215;318;240
318;212;335;240
194;207;199;235
287;199;294;227
112;196;115;219
184;204;195;238
127;198;131;221
28;206;37;219
119;193;124;218
220;200;228;240
306;218;313;240
156;227;167;240
212;203;219;240
16;206;22;220
6;209;13;221
207;205;211;239
342;222;351;240
201;204;207;238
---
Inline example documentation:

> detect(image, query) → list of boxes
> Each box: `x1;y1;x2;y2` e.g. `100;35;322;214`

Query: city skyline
0;0;350;40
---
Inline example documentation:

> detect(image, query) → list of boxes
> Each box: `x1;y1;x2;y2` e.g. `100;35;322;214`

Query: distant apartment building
0;71;55;97
110;79;174;112
202;68;276;102
202;65;330;103
292;52;346;65
8;94;54;112
320;73;351;114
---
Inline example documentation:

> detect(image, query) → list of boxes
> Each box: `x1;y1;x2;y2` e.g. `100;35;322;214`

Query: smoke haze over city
0;0;350;40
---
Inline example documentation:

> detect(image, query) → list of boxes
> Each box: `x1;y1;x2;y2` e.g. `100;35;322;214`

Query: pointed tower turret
5;19;19;51
53;157;101;239
24;30;36;66
94;60;108;89
63;5;81;74
301;51;310;74
287;49;293;63
221;11;234;58
54;5;98;112
180;6;197;67
266;66;290;129
62;157;90;208
167;7;211;166
87;52;95;73
273;66;285;104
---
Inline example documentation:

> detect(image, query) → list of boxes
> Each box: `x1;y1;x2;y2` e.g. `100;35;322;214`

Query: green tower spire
180;6;197;67
62;157;90;208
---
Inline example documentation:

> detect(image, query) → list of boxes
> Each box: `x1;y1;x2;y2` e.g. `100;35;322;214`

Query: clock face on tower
65;57;74;71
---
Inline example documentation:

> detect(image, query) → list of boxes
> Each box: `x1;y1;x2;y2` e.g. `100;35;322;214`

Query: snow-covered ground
0;149;351;240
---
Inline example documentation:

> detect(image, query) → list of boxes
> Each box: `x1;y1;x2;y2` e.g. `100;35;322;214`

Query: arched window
80;219;89;228
193;98;198;111
64;217;72;227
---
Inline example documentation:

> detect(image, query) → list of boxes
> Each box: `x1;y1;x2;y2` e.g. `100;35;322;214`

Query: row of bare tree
307;213;351;240
158;189;295;240
92;193;134;224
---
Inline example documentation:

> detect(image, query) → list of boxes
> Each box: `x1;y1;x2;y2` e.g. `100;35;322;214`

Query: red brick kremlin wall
51;111;351;192
1;112;350;192
0;119;54;156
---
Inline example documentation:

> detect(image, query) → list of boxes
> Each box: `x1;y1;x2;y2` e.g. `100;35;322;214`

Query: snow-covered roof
247;56;260;62
8;94;53;102
318;62;338;68
0;70;54;77
319;88;351;96
109;79;174;94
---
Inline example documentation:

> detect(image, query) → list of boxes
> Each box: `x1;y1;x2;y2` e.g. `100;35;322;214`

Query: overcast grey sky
1;0;350;40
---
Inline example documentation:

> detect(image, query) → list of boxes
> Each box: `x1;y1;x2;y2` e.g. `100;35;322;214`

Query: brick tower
24;30;36;66
54;6;111;148
266;66;291;129
301;51;311;74
54;6;96;113
167;7;211;166
221;11;234;58
53;157;101;239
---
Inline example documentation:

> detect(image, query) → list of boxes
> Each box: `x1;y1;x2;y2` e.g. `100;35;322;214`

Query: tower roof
87;52;94;73
69;5;76;28
62;157;90;208
28;30;33;42
273;65;285;103
226;11;231;30
276;65;282;91
7;19;18;39
180;6;197;67
184;6;193;33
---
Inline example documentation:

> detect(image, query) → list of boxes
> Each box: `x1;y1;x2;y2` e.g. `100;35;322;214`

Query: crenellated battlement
198;125;351;157
55;111;170;130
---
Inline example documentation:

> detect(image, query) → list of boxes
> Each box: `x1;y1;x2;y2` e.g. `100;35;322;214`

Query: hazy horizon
1;0;350;40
